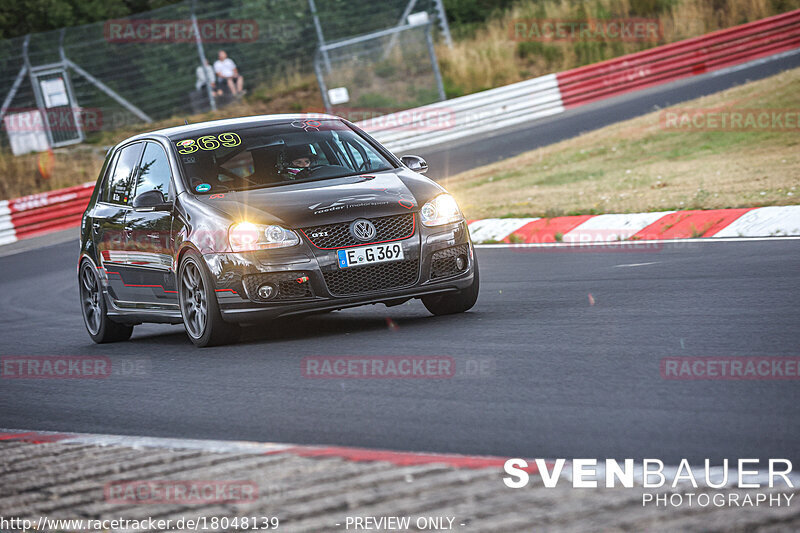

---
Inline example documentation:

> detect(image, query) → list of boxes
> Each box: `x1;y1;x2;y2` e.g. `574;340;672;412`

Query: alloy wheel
180;261;207;339
80;264;102;335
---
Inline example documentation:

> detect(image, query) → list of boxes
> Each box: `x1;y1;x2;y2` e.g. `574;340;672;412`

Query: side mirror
132;189;171;211
401;155;428;174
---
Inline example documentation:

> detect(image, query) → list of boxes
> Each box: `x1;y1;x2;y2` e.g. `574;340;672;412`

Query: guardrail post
433;0;453;47
309;0;332;73
313;52;332;114
426;25;446;101
191;0;216;112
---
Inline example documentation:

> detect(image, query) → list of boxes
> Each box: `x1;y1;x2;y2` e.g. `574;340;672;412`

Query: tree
0;0;182;39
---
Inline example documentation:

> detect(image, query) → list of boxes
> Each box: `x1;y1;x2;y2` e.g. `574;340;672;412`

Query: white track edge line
475;236;800;248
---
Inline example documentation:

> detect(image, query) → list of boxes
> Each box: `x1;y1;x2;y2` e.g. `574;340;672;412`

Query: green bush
374;60;397;79
355;92;398;108
628;0;677;16
443;75;466;99
443;0;517;36
515;41;563;63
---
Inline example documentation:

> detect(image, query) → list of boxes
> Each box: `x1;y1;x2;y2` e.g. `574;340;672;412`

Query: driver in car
278;145;317;180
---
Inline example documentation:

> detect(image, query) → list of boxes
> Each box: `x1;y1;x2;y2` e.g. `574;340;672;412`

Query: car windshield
173;119;395;194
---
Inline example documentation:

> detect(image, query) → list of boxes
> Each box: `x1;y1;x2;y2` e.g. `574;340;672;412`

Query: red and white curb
3;428;797;487
0;429;528;472
0;182;94;246
1;193;798;251
468;206;800;245
0;200;13;246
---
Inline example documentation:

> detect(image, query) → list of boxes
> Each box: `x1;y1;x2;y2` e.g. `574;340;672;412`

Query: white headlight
229;222;300;251
420;194;463;227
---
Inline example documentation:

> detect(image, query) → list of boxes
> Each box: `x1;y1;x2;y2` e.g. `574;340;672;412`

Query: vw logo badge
350;219;377;242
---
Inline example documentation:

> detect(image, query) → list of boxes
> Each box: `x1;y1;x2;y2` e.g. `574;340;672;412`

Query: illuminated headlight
229;222;300;251
420;194;463;227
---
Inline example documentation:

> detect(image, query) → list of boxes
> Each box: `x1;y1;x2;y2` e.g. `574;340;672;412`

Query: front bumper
202;218;475;323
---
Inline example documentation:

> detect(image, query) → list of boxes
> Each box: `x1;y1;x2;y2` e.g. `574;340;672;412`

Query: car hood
193;170;443;228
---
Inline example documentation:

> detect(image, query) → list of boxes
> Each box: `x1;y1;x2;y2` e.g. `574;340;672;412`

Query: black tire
79;261;134;343
178;250;240;347
422;257;480;316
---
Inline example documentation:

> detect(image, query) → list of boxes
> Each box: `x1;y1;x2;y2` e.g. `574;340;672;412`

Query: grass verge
442;67;800;219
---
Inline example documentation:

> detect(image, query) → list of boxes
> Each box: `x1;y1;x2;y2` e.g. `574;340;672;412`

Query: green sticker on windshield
195;183;211;193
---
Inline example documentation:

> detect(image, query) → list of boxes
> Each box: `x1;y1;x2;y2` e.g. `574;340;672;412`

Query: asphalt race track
1;239;798;463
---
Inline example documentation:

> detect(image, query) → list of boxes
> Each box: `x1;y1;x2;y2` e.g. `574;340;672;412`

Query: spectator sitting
213;50;245;97
196;58;222;97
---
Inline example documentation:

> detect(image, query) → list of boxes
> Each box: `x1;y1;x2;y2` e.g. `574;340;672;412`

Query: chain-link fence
315;21;445;114
0;0;450;153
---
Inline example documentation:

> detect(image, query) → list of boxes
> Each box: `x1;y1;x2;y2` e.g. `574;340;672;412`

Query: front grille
243;271;314;302
323;259;419;296
430;244;470;279
302;213;415;249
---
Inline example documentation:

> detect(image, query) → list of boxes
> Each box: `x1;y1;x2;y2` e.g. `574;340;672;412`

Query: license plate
337;243;404;268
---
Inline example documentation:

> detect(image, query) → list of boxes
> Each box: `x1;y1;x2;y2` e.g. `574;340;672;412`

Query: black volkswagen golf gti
79;115;478;346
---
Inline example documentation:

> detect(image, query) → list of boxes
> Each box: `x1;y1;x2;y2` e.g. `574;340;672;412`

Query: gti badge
350;219;377;242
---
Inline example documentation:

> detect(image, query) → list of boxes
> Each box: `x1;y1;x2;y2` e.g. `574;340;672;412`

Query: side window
329;137;353;167
134;142;173;201
99;150;120;202
308;143;331;165
344;140;366;169
103;143;142;205
347;135;383;169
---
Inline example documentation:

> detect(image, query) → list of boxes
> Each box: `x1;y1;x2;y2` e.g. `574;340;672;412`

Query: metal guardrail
357;73;564;154
556;8;800;108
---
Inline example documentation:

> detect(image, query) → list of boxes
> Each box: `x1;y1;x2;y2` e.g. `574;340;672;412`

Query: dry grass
438;0;800;96
0;146;108;200
442;67;800;219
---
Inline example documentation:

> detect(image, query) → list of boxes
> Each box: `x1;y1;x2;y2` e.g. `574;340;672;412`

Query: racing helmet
277;145;317;178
